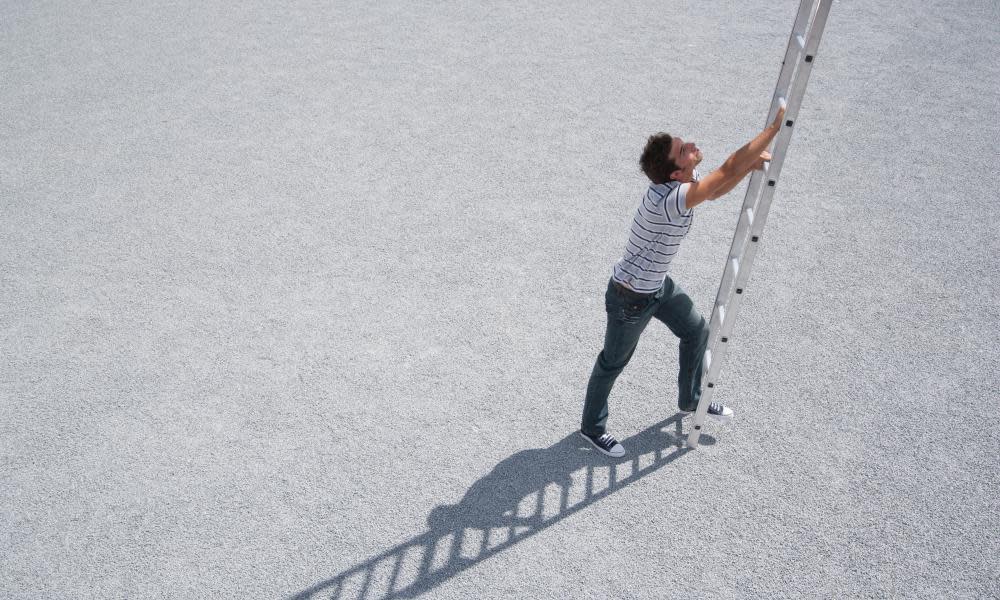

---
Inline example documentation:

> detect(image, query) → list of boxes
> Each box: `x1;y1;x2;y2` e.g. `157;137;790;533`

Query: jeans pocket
620;297;649;323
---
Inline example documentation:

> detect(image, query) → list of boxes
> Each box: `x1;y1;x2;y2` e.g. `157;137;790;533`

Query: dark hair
639;133;680;184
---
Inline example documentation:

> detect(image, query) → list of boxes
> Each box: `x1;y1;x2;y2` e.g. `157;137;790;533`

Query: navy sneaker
579;431;626;458
681;402;734;423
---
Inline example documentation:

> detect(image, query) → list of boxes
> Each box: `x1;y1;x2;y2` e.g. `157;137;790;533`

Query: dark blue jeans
581;277;709;436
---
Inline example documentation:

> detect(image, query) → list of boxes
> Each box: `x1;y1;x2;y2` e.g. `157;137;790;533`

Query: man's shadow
291;415;713;600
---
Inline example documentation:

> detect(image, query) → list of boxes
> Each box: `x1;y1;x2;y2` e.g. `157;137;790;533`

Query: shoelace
599;434;616;447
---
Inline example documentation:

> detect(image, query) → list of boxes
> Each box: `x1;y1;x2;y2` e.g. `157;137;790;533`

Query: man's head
640;133;703;184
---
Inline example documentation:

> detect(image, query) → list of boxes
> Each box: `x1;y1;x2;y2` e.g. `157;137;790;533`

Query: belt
612;280;655;300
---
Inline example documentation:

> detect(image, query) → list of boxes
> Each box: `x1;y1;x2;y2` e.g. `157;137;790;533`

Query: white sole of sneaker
578;431;625;458
709;413;733;424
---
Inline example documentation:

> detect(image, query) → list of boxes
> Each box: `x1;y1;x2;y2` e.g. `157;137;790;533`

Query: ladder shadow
290;414;712;600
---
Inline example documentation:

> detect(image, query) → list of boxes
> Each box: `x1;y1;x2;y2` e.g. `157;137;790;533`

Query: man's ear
669;169;684;182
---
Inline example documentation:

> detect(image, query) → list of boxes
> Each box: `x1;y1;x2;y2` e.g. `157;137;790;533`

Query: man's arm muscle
705;152;771;200
684;107;785;209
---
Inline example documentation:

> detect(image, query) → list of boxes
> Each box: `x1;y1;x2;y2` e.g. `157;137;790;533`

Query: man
580;105;786;458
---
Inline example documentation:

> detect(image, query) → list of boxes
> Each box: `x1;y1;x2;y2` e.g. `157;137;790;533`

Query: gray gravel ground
3;0;999;598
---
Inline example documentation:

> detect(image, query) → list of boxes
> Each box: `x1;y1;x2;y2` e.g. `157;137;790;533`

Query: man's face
669;137;703;182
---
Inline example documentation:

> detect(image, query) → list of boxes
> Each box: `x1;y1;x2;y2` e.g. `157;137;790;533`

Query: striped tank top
611;180;694;294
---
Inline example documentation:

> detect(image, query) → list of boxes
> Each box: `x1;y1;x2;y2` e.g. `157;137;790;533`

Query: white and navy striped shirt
611;179;695;294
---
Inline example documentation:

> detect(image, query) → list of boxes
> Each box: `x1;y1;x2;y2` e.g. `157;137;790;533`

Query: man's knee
596;348;634;374
688;317;709;348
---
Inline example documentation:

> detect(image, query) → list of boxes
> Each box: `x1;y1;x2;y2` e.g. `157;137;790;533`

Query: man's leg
652;276;709;412
581;280;655;436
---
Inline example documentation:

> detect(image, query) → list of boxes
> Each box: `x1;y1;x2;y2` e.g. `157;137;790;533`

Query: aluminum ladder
687;0;834;448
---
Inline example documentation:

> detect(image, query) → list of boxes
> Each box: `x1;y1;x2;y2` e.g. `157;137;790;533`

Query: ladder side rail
719;0;819;282
725;0;817;278
689;126;800;447
734;0;826;235
703;0;819;323
769;0;819;123
705;145;777;346
702;101;803;390
688;0;833;449
702;0;816;344
704;111;787;355
715;230;766;342
803;0;834;56
698;134;789;432
695;231;768;411
746;0;833;237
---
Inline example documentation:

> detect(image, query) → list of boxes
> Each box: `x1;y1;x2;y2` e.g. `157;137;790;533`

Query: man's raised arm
685;105;786;209
704;150;772;201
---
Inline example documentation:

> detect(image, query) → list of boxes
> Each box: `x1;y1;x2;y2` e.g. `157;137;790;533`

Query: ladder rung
761;160;770;175
712;304;726;332
744;207;755;228
730;257;740;279
795;34;805;50
779;97;787;110
704;349;712;373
